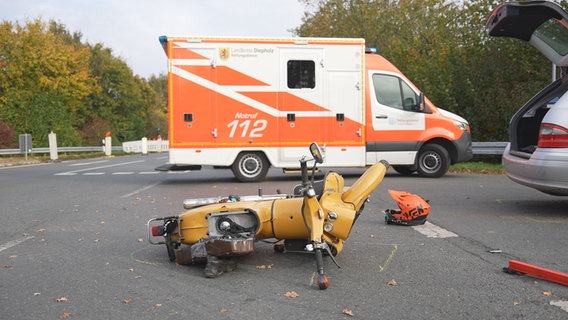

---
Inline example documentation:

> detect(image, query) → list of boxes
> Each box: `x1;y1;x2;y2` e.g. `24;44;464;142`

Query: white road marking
55;160;145;175
0;236;35;253
113;172;134;175
83;172;105;175
120;182;161;198
550;300;568;313
139;171;160;175
412;221;458;238
69;160;109;167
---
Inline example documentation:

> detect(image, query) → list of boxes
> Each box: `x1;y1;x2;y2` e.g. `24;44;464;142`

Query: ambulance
157;36;472;182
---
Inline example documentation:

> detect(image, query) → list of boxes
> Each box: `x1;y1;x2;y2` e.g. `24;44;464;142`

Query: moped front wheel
316;273;329;290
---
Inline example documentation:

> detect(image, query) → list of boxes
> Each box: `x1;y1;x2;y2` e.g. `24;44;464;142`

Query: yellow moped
148;143;388;289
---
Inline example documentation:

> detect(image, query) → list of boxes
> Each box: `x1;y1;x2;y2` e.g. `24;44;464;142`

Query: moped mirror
309;142;324;164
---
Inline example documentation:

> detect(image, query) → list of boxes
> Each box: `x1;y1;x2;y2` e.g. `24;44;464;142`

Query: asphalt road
1;153;567;319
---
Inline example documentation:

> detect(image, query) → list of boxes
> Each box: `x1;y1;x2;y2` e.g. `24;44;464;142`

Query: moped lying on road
148;143;389;289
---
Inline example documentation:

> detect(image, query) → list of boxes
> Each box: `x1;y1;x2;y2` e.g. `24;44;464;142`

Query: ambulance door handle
375;115;388;119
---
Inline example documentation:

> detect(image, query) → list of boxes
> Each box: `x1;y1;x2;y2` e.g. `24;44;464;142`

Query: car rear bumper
503;144;568;196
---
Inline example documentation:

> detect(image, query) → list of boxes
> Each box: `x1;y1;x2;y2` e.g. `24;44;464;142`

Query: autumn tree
0;19;95;146
0;18;163;147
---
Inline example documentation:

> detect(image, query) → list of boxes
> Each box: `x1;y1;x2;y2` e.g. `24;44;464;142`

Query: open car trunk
486;1;568;156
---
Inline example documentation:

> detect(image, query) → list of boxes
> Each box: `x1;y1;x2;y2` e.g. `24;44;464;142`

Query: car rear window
534;19;568;56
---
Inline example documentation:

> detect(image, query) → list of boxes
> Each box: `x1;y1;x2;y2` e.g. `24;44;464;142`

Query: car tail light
538;123;568;148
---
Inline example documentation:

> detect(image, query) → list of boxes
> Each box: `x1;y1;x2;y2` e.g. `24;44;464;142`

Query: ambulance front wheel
232;152;270;182
416;144;450;178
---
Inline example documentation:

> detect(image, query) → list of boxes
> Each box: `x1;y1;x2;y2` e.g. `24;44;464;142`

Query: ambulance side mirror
418;92;425;111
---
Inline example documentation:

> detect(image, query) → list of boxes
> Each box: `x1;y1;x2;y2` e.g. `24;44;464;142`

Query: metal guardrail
0;142;508;156
471;141;508;155
0;146;122;156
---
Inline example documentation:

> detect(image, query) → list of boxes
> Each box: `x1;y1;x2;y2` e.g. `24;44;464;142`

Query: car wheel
416;144;450;178
231;152;269;182
392;165;416;176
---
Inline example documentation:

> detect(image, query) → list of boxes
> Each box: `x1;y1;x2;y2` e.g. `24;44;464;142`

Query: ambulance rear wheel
416;144;450;178
232;152;270;182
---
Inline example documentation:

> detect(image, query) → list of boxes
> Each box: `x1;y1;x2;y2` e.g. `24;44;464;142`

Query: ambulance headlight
454;121;469;132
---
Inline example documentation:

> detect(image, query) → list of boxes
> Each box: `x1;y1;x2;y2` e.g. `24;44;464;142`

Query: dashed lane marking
412;221;458;238
68;160;109;167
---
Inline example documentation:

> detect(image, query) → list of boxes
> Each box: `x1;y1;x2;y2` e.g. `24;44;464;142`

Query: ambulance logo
219;48;230;61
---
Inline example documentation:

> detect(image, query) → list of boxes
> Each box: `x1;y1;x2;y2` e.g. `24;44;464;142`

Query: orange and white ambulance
158;36;472;182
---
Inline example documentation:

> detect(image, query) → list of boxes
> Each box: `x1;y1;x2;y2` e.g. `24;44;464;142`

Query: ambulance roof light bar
365;47;378;54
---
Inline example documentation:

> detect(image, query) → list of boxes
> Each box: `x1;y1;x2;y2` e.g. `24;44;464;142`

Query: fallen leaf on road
123;298;132;304
58;312;72;319
342;308;354;316
219;307;228;313
513;300;521;306
387;279;398;286
543;291;552;296
284;291;299;298
56;297;69;303
37;228;46;233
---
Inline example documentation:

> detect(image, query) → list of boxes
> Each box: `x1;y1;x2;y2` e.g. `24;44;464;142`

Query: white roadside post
141;137;148;155
48;132;58;161
104;132;112;156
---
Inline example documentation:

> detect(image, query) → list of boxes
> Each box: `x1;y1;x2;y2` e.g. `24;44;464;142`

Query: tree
147;74;168;139
0;19;94;146
83;43;157;144
0;118;14;148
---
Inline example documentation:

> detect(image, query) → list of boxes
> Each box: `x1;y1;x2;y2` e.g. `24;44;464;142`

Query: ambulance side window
372;74;418;111
287;60;315;89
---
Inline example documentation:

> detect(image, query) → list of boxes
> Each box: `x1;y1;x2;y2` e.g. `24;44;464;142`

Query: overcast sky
1;0;306;78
